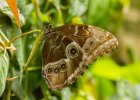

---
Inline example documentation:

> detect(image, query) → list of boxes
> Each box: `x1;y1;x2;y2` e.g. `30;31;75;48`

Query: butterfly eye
70;48;77;55
59;60;67;72
60;63;66;72
99;35;104;40
54;67;60;74
85;48;89;52
61;64;66;69
68;46;79;58
90;42;94;46
66;43;79;58
47;67;53;74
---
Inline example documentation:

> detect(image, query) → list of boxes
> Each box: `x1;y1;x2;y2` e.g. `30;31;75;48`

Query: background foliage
1;0;140;100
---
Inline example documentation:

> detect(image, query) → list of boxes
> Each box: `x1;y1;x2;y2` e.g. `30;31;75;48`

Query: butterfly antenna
49;17;53;25
42;16;52;33
48;17;53;29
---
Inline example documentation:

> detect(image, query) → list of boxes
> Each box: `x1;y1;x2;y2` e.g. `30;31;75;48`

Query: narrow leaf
23;30;43;70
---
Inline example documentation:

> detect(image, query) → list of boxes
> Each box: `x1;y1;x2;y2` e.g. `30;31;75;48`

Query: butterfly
42;24;118;90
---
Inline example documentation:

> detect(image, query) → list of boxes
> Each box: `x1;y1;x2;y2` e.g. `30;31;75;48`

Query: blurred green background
0;0;140;100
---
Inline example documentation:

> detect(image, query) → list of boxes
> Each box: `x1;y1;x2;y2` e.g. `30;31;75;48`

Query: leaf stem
6;65;13;100
5;30;43;81
24;71;28;100
9;30;40;44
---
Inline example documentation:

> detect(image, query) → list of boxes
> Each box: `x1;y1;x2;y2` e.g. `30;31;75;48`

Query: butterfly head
47;23;53;30
43;23;56;37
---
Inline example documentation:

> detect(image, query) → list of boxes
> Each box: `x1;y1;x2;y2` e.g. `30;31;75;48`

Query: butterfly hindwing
42;33;85;89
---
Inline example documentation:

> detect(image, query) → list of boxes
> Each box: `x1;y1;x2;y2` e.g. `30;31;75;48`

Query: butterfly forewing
42;24;118;89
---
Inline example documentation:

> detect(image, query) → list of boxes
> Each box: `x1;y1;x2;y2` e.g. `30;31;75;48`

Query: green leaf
0;50;9;96
96;77;115;100
122;62;140;83
0;0;25;82
52;0;61;11
91;57;140;83
52;0;64;25
40;12;49;23
11;74;36;100
87;0;110;25
91;57;121;80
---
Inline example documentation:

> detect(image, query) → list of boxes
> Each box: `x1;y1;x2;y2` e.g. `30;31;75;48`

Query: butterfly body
42;24;118;89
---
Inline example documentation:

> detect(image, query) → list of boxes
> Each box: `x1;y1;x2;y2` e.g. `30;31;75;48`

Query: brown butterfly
42;24;118;90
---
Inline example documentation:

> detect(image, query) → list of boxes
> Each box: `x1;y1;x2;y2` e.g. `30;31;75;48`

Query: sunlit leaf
122;62;140;83
91;57;140;83
71;16;83;24
91;57;121;80
40;12;50;23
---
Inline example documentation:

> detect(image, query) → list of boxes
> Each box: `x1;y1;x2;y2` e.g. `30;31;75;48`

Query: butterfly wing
55;24;118;64
42;24;118;89
42;32;84;89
